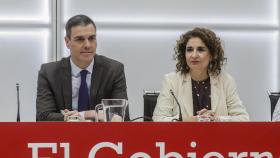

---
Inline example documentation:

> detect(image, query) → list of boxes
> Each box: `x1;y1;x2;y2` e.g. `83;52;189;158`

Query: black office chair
143;91;160;121
267;90;280;120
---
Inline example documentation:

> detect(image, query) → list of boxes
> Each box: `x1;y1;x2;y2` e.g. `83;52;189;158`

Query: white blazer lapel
210;75;220;112
180;73;193;117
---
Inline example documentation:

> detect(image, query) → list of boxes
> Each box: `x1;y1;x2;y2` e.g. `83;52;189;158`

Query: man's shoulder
95;55;123;67
40;57;70;72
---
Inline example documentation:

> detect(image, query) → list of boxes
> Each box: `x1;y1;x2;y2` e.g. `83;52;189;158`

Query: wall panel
0;0;52;121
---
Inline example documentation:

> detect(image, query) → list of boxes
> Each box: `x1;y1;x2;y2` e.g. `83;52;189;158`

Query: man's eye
75;38;84;42
88;37;96;41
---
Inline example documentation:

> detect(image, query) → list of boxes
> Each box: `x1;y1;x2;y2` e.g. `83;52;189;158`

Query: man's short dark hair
65;14;96;38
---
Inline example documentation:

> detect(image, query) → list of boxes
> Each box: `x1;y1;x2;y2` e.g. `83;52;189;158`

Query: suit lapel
90;55;104;106
61;57;72;110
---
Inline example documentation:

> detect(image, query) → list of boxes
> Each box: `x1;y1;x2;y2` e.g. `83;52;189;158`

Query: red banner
1;122;279;157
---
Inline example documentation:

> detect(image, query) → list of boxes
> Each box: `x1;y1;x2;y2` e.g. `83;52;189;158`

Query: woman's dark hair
174;27;226;76
65;14;96;38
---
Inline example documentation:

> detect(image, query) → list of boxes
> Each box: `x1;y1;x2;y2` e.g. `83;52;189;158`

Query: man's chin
80;53;94;59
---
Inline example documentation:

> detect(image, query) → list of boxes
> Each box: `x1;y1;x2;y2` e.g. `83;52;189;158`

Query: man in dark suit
36;14;129;121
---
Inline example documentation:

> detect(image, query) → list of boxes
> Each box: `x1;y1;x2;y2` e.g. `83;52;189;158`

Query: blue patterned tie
78;70;89;111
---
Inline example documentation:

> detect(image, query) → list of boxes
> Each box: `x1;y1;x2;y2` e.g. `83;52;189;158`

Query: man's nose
84;40;91;48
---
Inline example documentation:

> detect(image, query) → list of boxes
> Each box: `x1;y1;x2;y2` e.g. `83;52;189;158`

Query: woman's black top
191;77;211;116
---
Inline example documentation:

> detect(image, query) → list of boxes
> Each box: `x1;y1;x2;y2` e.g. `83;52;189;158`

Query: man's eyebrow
73;36;84;39
73;34;96;39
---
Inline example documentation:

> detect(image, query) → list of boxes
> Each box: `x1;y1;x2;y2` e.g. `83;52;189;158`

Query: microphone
170;89;182;121
16;83;20;122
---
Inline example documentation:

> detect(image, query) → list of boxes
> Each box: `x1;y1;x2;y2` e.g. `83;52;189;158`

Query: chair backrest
268;91;280;120
143;91;160;121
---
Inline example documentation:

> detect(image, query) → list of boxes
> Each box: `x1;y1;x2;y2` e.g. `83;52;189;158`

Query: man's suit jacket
36;55;129;121
153;72;249;121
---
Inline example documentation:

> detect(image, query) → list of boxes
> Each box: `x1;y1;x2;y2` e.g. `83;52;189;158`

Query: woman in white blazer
153;28;249;122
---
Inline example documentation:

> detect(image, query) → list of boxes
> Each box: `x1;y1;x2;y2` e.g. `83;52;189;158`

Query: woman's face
185;37;211;72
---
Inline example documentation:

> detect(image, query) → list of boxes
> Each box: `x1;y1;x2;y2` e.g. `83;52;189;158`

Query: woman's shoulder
213;71;236;86
213;71;234;80
164;71;186;81
220;71;234;79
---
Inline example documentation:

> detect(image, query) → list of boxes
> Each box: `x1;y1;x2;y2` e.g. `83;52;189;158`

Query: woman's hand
196;108;215;121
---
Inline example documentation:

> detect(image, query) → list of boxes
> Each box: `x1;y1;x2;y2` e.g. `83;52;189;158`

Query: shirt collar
70;58;94;77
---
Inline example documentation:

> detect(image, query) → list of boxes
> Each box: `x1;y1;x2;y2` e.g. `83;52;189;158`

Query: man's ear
65;36;71;49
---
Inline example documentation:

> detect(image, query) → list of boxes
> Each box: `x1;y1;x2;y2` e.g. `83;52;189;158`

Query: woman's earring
208;62;213;69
